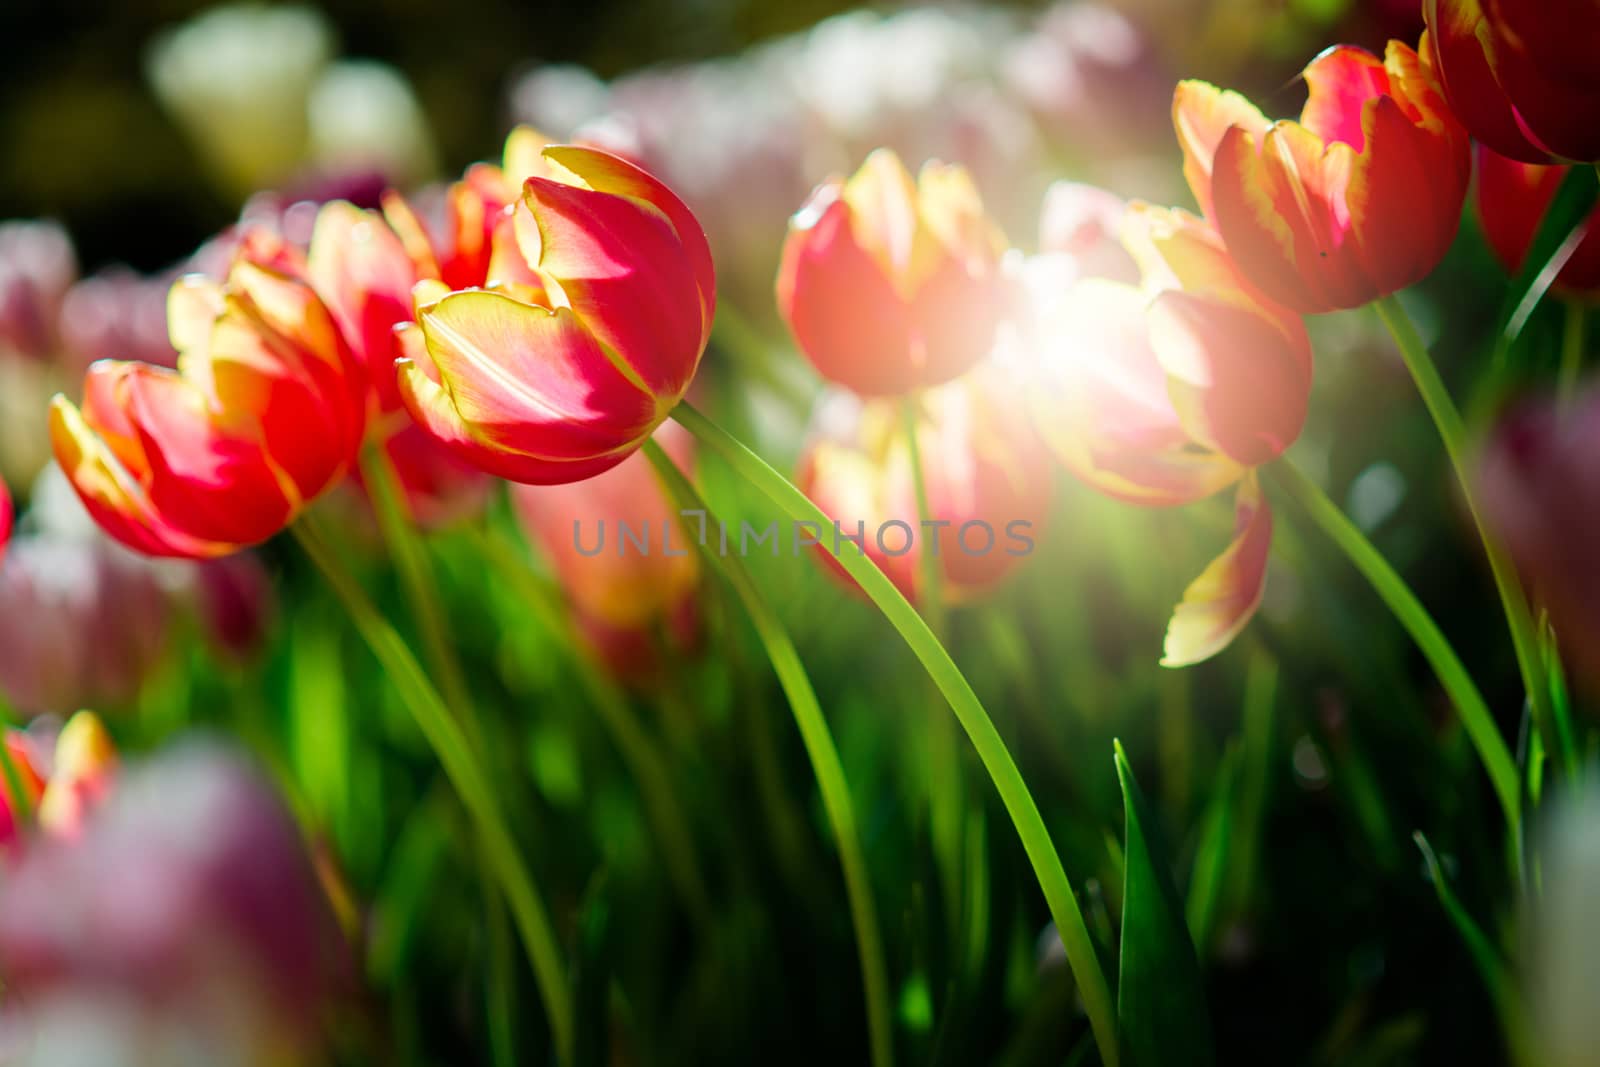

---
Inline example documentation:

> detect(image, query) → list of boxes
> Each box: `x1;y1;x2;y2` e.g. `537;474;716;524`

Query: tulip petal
1423;0;1548;162
1162;475;1273;667
520;174;705;398
396;355;632;485
48;394;229;558
540;145;717;346
122;368;296;545
777;195;921;397
308;201;417;411
1149;290;1311;468
416;289;658;461
1030;280;1242;505
1347;95;1461;300
1300;45;1390;151
1173;80;1271;221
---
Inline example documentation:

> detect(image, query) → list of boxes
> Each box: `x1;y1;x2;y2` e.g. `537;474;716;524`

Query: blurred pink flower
0;221;77;362
0;741;344;1065
1478;389;1600;690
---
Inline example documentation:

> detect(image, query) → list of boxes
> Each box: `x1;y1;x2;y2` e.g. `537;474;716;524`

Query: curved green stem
1267;460;1520;830
1374;294;1558;779
642;438;894;1067
668;401;1118;1066
291;518;574;1062
471;523;716;930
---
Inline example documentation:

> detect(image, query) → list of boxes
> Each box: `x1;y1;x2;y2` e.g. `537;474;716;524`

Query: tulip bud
398;144;715;485
1022;200;1306;665
49;231;367;559
36;712;117;840
511;423;701;683
1425;0;1600;164
1174;38;1468;313
778;149;1007;397
1475;145;1600;298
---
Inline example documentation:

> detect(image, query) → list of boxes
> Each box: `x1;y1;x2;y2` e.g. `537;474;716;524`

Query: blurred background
4;1;1574;1065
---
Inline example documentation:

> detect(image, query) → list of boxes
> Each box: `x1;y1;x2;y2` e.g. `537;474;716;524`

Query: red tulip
796;365;1053;606
49;231;366;559
1424;0;1600;164
1025;204;1309;664
35;711;117;841
1174;38;1469;313
0;712;116;853
777;148;1008;397
397;144;715;485
510;423;700;683
1475;144;1600;298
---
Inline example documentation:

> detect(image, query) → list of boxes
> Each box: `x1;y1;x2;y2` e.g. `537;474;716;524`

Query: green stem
668;401;1118;1067
290;518;574;1062
1373;294;1560;780
1267;460;1520;830
472;524;716;930
1559;301;1587;405
360;448;480;749
901;395;963;950
642;438;894;1067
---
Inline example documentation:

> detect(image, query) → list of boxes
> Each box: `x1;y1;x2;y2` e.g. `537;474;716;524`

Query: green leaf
1115;740;1214;1067
1184;743;1240;955
1412;833;1521;1032
571;871;614;1067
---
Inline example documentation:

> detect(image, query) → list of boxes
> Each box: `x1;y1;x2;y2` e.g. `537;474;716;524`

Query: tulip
48;231;367;559
0;740;343;1064
777;148;1008;396
796;366;1053;605
1477;386;1600;690
35;711;117;840
1026;203;1310;664
511;423;700;683
1475;145;1600;298
397;143;716;485
1424;0;1600;164
0;712;116;854
0;732;45;854
1173;39;1469;313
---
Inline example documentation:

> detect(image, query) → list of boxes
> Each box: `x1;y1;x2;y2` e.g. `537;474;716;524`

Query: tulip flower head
511;423;701;683
778;148;1008;397
1425;0;1600;164
49;232;366;559
396;141;716;485
1174;38;1469;313
1475;145;1600;299
1026;202;1311;664
0;712;117;855
797;366;1053;606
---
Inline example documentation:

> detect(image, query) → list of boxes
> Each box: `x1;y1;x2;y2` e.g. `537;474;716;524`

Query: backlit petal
1161;475;1273;667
